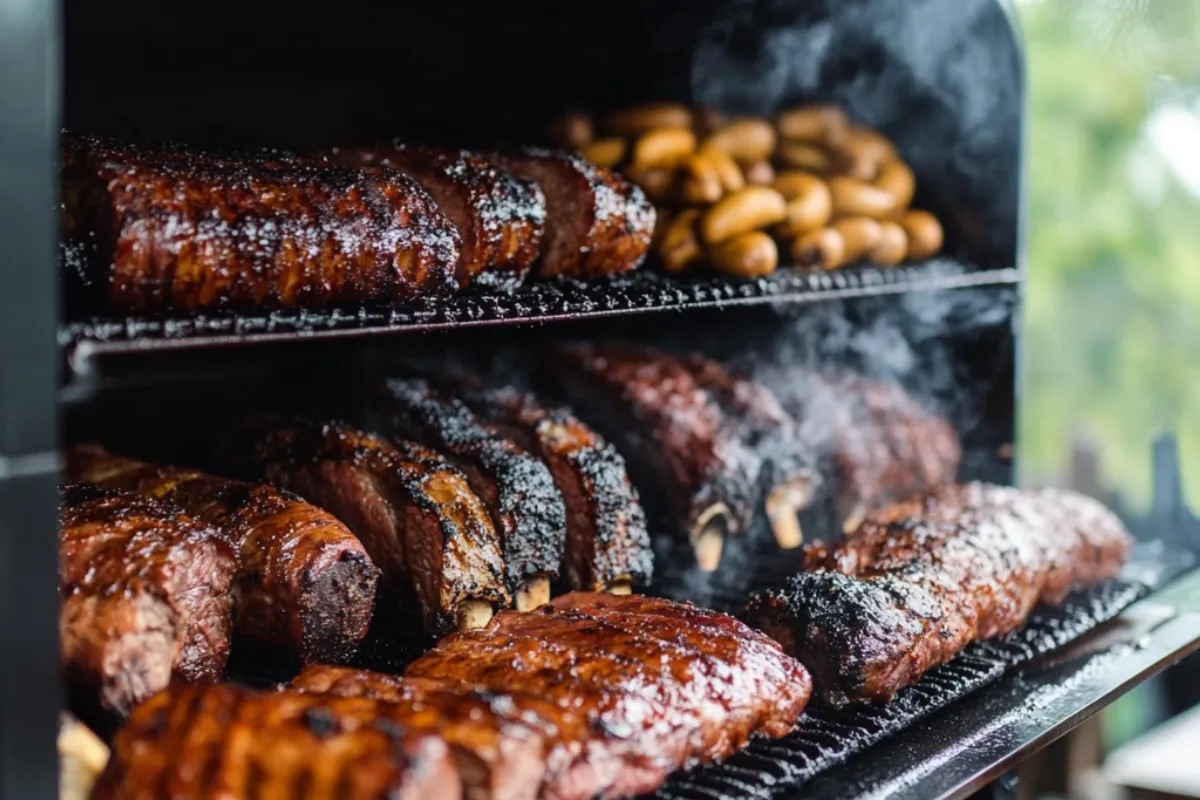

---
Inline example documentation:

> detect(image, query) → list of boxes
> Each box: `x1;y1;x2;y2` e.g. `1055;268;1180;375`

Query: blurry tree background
1016;0;1200;749
1017;0;1200;509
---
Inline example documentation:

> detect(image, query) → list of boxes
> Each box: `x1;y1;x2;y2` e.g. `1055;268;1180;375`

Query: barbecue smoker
3;0;1200;797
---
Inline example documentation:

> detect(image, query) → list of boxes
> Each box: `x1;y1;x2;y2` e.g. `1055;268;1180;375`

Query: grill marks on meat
373;379;566;610
60;134;460;312
292;665;554;800
485;148;654;279
90;683;460;800
328;144;545;290
405;592;811;799
680;354;814;550
58;483;235;716
541;344;760;571
217;418;508;635
743;483;1132;705
64;444;379;663
458;386;653;593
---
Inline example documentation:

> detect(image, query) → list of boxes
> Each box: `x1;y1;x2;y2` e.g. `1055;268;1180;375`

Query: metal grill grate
59;262;1018;362
645;563;1159;800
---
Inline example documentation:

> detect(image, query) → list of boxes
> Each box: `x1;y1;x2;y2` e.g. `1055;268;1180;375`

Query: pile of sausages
551;103;946;278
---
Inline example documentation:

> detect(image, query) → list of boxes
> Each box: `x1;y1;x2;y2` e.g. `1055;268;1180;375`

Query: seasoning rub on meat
60;134;460;312
326;144;546;290
458;385;653;594
744;483;1132;705
541;345;760;571
372;378;566;611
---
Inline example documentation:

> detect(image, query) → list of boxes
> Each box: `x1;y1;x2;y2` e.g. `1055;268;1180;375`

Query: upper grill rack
60;261;1017;364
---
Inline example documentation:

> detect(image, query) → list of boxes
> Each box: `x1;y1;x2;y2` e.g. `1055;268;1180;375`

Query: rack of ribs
293;664;567;800
58;483;236;716
404;592;812;799
484;148;655;279
743;483;1132;706
457;385;653;594
540;344;763;571
372;379;567;611
65;444;379;662
90;683;460;800
216;418;508;635
804;374;962;532
59;133;460;312
679;354;815;550
325;144;546;290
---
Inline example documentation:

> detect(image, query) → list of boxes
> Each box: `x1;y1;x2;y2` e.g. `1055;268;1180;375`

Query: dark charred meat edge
743;483;1132;706
373;378;566;611
679;353;816;550
458;385;654;594
539;344;761;572
58;482;236;717
60;133;460;313
65;444;379;663
214;417;509;635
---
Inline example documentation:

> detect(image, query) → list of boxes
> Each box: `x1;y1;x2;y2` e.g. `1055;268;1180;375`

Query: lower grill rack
59;261;1017;362
647;576;1154;800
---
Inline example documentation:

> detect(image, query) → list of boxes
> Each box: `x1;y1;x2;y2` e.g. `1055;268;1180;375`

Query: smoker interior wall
64;0;1022;268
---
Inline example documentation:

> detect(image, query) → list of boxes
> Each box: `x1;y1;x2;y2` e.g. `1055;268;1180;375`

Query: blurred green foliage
1017;0;1200;509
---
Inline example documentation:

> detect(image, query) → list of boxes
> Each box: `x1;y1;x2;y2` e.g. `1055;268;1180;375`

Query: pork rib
485;148;654;279
65;444;379;662
540;344;760;570
679;354;815;550
327;144;545;290
802;375;962;531
405;592;811;799
458;385;653;593
743;483;1132;705
60;133;460;312
216;418;508;635
90;683;460;800
372;379;566;610
58;483;235;716
293;665;558;800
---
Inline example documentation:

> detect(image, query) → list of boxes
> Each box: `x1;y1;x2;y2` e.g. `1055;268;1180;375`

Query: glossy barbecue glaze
541;345;760;562
293;665;561;800
327;144;546;290
459;386;653;593
485;148;654;279
90;683;460;800
60;134;460;312
373;379;566;606
65;444;379;662
743;483;1132;705
216;418;508;635
58;483;235;716
406;592;811;799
